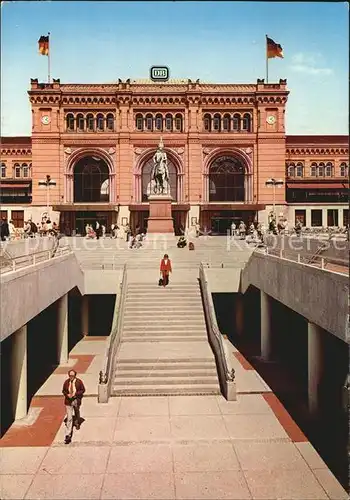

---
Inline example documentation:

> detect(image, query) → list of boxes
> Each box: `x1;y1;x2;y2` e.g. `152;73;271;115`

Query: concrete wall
0;237;56;259
0;253;84;342
240;251;348;342
84;270;121;294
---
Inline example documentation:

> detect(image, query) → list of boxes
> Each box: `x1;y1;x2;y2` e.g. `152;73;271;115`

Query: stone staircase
112;281;221;396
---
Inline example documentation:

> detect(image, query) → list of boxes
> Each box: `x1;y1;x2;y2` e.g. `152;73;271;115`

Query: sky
1;1;349;136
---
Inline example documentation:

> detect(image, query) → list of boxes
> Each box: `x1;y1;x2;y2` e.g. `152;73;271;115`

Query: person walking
0;217;10;241
62;369;85;444
160;253;172;287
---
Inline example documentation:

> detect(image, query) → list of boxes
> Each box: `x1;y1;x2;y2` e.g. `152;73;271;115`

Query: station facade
0;77;348;234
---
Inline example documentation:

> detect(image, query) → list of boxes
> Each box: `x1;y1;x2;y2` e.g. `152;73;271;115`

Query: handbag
158;277;163;286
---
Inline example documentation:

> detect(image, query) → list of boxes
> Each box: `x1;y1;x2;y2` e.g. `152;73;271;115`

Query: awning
287;183;348;189
0;183;31;189
200;203;266;211
52;204;118;212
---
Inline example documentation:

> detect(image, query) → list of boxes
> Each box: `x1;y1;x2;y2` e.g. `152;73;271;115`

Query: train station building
0;77;348;234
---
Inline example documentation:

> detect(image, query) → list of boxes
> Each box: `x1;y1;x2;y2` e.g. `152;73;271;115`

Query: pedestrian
0;217;9;241
62;369;85;444
195;222;200;238
160;253;172;287
95;220;100;239
101;224;106;238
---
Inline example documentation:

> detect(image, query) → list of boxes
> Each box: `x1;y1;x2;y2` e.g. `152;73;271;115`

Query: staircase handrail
98;263;127;401
199;262;236;400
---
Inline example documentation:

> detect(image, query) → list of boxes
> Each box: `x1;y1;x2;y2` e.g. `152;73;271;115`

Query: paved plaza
1;335;348;500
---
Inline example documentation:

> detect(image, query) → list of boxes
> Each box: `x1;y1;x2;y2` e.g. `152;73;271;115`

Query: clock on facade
41;115;51;125
266;115;276;125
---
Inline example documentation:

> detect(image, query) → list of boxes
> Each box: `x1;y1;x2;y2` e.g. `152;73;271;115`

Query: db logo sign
150;66;170;82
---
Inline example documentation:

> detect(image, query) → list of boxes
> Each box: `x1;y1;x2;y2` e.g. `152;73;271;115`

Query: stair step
116;361;217;370
122;336;205;342
114;376;219;386
124;307;203;313
117;357;216;364
115;368;217;378
112;384;221;396
123;318;205;324
122;330;205;337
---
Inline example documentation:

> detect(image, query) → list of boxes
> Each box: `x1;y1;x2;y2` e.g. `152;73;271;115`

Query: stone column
308;322;324;415
82;295;89;336
57;294;68;364
322;208;328;227
11;325;27;420
305;208;311;228
260;291;272;361
235;294;244;336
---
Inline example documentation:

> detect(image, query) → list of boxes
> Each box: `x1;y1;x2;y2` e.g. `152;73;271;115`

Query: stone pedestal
147;194;174;234
11;325;27;420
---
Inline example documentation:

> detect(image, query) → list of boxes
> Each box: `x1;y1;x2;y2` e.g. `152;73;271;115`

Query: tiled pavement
1;337;348;499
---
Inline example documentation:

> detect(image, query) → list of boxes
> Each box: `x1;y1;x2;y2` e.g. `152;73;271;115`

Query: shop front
200;204;265;235
53;204;118;235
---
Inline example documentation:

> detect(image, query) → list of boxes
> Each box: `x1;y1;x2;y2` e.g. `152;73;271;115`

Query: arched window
213;114;221;132
106;113;114;131
77;113;84;131
22;163;29;178
1;162;6;178
209;156;245;202
73;156;110;202
340;162;348;177
96;113;104;131
145;114;153;131
296;162;303;177
287;163;295;177
242;113;251;132
100;179;109;202
66;113;74;131
14;163;21;177
233;113;241;131
325;162;333;177
310;162;317;176
174;114;183;132
155;114;163;131
165;114;173;131
86;113;95;131
203;114;211;132
141;156;178;202
135;114;143;131
318;162;325;177
222;114;231;132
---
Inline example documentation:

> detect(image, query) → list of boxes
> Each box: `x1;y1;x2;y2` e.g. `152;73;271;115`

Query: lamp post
265;178;284;218
38;175;56;213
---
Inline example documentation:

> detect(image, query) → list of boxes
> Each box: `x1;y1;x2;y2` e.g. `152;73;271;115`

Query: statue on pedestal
149;137;170;196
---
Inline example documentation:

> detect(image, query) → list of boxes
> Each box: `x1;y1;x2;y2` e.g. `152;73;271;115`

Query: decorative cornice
1;148;32;156
61;140;117;146
286;147;348;156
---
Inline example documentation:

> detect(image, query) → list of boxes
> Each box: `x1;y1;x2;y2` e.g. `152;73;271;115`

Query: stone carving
108;147;115;155
64;147;71;155
148;137;170;196
245;148;252;155
134;147;146;155
175;148;184;155
203;147;215;155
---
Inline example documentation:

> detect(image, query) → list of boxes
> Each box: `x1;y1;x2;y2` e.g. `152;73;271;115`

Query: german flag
266;36;283;59
38;35;49;56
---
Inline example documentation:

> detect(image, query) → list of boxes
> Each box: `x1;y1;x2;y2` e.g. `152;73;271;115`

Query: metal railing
98;263;127;402
259;247;348;274
199;262;236;400
0;245;72;274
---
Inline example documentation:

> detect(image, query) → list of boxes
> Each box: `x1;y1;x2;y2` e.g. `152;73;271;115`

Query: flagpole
48;32;51;83
265;35;269;83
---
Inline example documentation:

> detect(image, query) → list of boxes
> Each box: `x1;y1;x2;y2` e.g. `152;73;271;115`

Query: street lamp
38;174;56;212
265;178;284;218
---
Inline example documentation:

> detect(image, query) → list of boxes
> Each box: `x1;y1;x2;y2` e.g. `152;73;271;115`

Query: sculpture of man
151;137;170;195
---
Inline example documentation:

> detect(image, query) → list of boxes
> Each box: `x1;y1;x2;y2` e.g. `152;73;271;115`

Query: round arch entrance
208;156;245;202
73;156;110;203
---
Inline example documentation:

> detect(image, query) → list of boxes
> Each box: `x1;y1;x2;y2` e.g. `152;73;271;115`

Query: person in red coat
160;254;172;287
62;369;85;444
